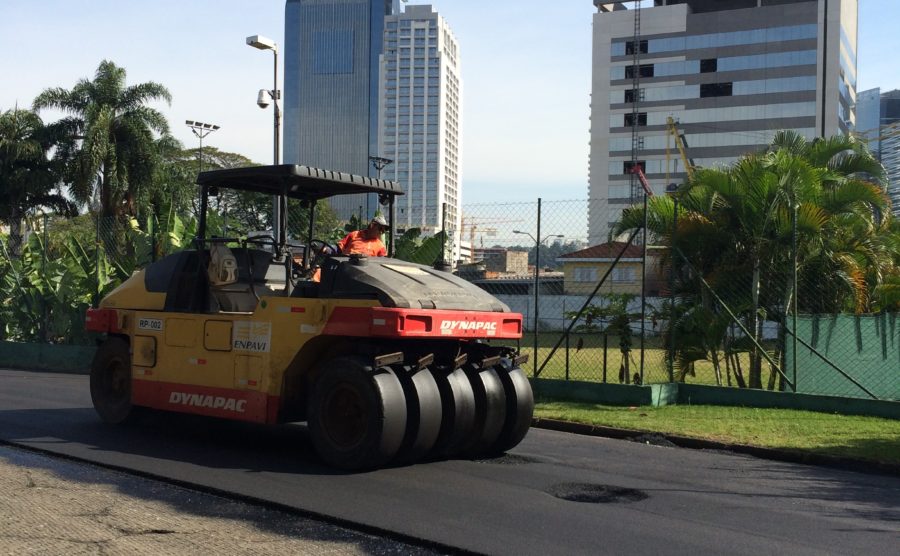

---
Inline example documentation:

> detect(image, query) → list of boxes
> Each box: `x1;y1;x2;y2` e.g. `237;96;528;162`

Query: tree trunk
724;351;733;387
777;281;794;393
8;215;24;258
100;173;112;219
711;347;723;386
732;352;747;388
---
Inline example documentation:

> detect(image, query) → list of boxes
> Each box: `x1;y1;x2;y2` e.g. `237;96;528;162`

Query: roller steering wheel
244;234;278;249
294;239;337;281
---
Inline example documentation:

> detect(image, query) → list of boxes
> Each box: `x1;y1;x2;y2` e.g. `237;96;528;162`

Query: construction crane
630;165;654;197
628;0;643;203
852;121;900;153
460;216;522;248
666;116;695;183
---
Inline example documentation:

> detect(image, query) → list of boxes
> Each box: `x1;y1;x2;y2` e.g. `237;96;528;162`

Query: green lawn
534;399;900;465
501;333;763;386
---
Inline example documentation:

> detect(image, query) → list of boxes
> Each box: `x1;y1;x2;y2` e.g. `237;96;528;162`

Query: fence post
41;214;48;343
563;298;569;380
668;198;677;382
532;198;541;377
602;332;608;383
640;187;648;384
94;214;101;307
149;214;157;263
792;201;799;392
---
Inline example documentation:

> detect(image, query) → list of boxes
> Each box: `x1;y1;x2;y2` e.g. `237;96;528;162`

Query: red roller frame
322;307;523;339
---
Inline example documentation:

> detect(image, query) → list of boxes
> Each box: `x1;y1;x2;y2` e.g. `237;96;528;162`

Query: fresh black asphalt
1;369;898;555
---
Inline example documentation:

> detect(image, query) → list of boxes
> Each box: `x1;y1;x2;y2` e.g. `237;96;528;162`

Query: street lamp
514;230;564;376
185;120;220;175
246;34;283;245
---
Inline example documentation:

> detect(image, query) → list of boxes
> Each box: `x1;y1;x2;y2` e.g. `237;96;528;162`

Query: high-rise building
378;4;462;252
283;0;394;220
856;88;900;215
587;0;858;244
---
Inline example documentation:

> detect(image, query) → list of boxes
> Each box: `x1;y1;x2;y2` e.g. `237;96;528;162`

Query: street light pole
514;227;563;378
247;34;283;245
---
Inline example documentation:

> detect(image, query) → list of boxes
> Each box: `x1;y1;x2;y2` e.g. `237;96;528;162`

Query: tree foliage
0;108;76;254
33;60;171;218
613;131;896;389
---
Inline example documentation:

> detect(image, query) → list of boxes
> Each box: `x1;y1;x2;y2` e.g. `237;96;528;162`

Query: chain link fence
453;198;669;386
1;197;897;401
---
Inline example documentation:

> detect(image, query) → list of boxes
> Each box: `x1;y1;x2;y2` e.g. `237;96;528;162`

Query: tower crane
460;216;523;253
852;121;900;153
666;116;695;183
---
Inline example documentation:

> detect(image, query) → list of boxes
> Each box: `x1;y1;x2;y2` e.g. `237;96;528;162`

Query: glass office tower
857;88;900;216
378;4;462;256
587;0;859;244
283;0;393;220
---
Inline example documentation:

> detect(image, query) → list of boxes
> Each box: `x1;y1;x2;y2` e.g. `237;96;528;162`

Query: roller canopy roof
196;164;404;201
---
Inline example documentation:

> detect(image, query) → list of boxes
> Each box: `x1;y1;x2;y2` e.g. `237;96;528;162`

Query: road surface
1;369;898;555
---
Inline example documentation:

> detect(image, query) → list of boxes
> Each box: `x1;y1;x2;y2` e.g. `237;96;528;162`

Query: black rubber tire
90;337;137;424
459;364;507;457
394;365;443;464
308;357;407;470
488;362;534;455
429;367;476;458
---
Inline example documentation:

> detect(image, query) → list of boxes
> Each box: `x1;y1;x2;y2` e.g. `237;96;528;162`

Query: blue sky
2;0;898;204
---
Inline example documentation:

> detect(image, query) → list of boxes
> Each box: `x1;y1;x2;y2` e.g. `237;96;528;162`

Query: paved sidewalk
0;445;435;555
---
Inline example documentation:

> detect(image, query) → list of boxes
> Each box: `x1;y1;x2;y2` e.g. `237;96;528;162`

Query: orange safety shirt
337;230;386;257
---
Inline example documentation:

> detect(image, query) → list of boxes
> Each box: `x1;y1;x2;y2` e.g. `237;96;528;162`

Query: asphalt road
1;369;898;555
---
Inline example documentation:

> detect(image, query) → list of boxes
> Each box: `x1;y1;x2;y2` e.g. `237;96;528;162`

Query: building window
625;40;648;55
700;59;717;73
624;88;644;103
612;267;636;283
700;83;733;97
573;267;598;282
623;112;647;127
625;64;654;79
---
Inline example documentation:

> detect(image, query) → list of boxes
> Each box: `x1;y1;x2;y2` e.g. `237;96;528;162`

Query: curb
532;417;900;477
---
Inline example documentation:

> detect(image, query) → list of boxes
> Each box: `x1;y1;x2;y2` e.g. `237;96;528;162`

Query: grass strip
534;398;900;466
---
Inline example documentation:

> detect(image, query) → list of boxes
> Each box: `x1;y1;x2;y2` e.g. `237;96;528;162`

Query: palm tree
32;60;171;219
0;108;75;255
614;132;888;389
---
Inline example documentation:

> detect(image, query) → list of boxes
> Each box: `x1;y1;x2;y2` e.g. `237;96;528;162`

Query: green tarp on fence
0;341;95;373
787;314;899;401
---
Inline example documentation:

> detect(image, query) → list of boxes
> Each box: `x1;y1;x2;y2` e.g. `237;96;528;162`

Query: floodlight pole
369;155;393;179
185;120;220;175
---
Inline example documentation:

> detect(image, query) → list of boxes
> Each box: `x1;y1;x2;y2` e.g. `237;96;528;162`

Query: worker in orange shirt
337;215;388;257
308;216;388;282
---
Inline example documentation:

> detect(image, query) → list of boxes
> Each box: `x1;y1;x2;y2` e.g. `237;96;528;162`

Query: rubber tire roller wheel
487;362;534;455
458;364;507;457
308;357;407;470
429;366;476;458
90;337;138;424
393;365;443;464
